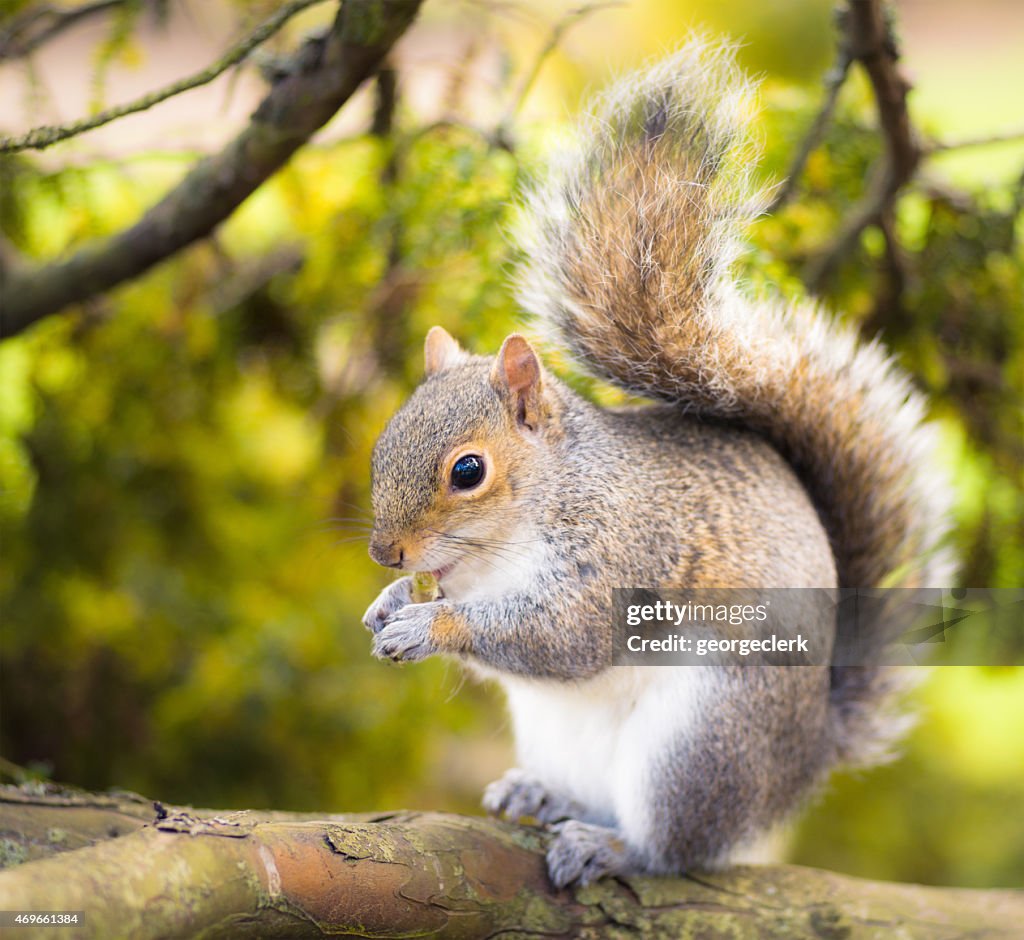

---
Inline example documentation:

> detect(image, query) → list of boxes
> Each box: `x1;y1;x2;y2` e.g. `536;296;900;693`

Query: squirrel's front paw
372;602;440;662
362;577;414;635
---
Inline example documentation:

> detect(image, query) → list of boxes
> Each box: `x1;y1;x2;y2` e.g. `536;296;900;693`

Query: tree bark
0;0;424;338
0;784;1021;938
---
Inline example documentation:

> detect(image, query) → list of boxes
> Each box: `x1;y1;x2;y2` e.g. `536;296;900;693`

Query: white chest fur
438;523;547;604
499;667;708;834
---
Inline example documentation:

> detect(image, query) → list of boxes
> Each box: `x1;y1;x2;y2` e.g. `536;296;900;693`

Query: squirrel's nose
369;537;405;569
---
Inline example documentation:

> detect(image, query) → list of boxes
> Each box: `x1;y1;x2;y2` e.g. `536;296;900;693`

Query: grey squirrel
361;39;953;886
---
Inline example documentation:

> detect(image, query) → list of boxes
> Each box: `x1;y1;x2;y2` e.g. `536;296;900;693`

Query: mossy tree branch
1;784;1022;939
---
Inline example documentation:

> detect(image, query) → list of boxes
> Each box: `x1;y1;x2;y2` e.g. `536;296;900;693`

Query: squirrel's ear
491;334;545;431
424;326;468;376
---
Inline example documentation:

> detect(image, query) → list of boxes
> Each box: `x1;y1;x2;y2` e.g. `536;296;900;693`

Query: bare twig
850;0;919;182
0;0;426;337
0;0;332;154
925;128;1024;155
370;62;420;378
406;2;622;155
860;203;909;338
403;117;498;149
210;244;306;317
499;1;624;127
805;0;921;292
441;35;481;116
809;161;890;286
371;63;398;139
766;9;853;214
0;0;127;60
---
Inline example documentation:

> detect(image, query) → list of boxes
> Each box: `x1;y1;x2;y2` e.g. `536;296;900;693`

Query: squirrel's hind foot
546;820;638;888
482;769;582;825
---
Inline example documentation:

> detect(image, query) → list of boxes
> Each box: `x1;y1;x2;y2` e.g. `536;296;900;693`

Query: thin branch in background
0;0;127;60
805;0;921;293
0;0;332;154
924;127;1024;155
370;62;420;378
456;0;546;29
210;244;306;318
766;8;853;214
850;0;919;182
402;117;496;150
807;160;891;291
371;63;398;140
441;34;482;118
20;52;61;130
860;204;909;338
499;1;624;128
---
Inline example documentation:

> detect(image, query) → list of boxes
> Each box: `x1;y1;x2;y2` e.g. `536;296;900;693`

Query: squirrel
361;38;953;887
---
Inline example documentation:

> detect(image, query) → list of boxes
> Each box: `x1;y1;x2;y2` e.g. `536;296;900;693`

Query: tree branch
498;1;624;128
0;0;128;60
0;785;1021;938
804;0;921;292
766;7;852;214
0;0;425;339
924;127;1024;155
0;0;333;154
370;62;398;139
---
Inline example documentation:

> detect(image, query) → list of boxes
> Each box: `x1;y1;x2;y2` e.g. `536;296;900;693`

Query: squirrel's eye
451;454;485;490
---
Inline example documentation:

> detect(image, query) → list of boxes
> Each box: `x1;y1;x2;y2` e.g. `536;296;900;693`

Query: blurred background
1;0;1022;889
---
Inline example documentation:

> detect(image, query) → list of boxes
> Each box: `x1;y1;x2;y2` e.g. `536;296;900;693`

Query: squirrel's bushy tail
517;38;955;766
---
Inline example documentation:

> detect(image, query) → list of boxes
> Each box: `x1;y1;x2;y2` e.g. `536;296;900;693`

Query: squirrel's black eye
451;454;484;490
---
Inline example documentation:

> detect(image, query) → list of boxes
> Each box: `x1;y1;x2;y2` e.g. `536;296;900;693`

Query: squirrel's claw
546;820;635;889
372;603;439;663
362;577;414;634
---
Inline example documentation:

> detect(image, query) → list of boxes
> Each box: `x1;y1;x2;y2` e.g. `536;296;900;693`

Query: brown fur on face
370;344;566;574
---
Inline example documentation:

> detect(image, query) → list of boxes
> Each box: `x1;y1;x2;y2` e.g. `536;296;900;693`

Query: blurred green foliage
1;132;522;812
1;0;1022;889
